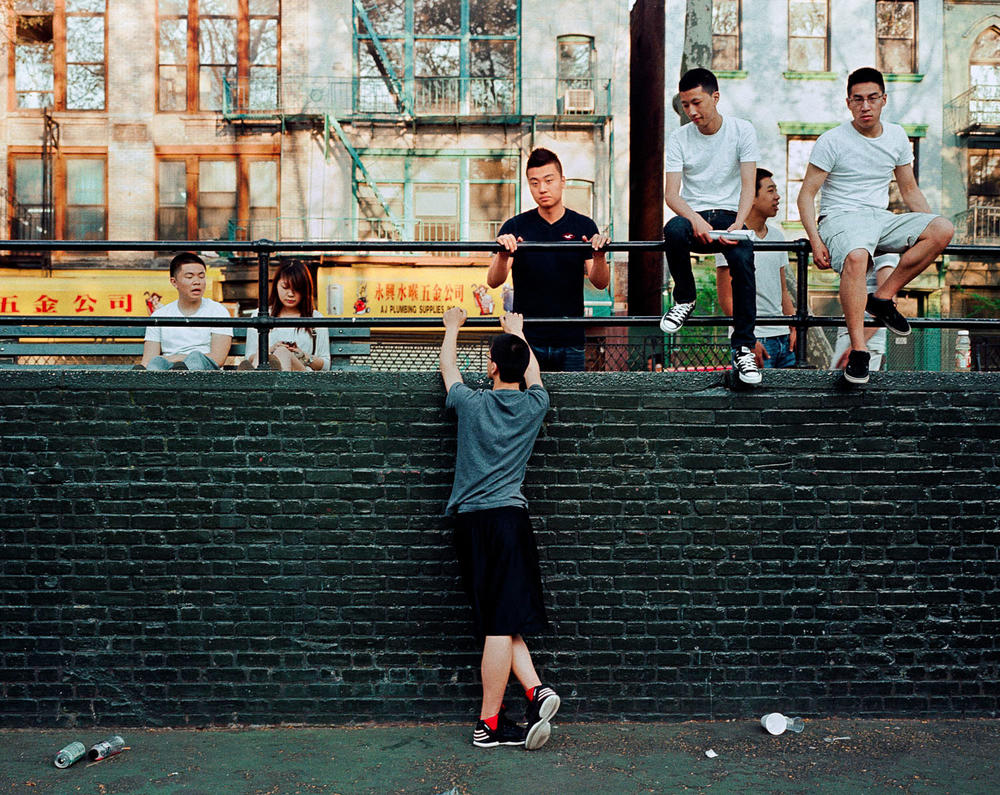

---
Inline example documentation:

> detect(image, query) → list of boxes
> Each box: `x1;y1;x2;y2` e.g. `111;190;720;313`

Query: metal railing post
257;243;271;368
795;238;811;366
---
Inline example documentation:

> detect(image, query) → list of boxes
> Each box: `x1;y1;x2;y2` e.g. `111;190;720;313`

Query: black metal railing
2;237;1000;371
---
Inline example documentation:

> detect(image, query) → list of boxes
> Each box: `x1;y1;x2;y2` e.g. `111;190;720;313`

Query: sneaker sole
473;739;500;748
884;324;911;337
659;320;681;333
737;372;762;385
525;719;551;751
843;371;870;385
525;694;561;751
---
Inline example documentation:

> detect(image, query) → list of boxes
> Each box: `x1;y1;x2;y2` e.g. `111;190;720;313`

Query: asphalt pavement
2;719;998;794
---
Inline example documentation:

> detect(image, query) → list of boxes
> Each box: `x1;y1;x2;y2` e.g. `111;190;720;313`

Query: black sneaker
170;361;188;370
731;346;762;386
865;294;911;336
524;685;561;751
844;349;871;384
472;710;526;748
659;301;696;333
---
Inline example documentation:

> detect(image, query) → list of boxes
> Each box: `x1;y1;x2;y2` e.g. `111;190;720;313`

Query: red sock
482;713;499;731
525;686;537;701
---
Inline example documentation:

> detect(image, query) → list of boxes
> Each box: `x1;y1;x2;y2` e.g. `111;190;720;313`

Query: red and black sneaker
524;685;561;751
472;706;526;748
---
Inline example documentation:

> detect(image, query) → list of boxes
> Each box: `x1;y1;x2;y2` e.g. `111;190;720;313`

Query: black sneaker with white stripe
731;346;762;385
524;685;561;751
659;301;696;333
472;707;526;748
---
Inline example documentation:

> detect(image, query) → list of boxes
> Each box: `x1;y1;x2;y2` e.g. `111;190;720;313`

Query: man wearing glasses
797;67;953;384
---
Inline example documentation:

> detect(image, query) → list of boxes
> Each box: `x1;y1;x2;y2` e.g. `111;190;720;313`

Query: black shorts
454;506;548;640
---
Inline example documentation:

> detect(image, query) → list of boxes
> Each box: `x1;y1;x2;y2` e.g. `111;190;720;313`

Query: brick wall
1;370;998;727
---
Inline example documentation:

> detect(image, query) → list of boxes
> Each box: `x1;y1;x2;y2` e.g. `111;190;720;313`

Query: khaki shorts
818;208;937;274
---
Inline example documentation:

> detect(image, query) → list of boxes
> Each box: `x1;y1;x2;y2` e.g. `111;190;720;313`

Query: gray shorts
818;208;937;274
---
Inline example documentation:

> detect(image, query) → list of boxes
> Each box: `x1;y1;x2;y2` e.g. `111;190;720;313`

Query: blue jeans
759;335;797;369
146;351;219;370
663;209;756;350
533;345;585;372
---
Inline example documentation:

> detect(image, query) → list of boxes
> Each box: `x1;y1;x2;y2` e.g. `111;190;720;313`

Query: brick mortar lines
1;372;998;726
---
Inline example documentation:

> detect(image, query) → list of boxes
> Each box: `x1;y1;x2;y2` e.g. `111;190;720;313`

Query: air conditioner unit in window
558;88;595;114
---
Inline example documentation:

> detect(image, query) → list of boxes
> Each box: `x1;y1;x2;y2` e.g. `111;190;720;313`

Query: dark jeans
663;209;757;350
759;334;797;369
533;345;585;372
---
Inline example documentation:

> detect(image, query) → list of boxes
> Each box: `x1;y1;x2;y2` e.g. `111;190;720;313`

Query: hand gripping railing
2;237;1000;370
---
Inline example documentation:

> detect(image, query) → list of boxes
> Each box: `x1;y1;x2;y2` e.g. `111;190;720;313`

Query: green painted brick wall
1;370;998;727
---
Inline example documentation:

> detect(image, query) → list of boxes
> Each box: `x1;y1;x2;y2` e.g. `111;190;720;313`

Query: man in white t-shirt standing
138;252;233;370
797;67;953;384
716;168;797;368
660;68;761;385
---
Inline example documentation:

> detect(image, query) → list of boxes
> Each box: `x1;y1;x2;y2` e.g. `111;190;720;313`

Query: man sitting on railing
487;147;610;372
136;252;232;371
797;67;954;385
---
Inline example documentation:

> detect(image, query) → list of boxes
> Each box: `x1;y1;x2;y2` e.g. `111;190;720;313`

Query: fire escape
219;0;613;244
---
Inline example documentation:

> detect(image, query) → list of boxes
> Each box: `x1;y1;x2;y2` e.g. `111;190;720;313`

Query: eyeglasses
848;93;885;107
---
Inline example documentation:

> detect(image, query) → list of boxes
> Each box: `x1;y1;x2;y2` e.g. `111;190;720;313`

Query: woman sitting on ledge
241;261;331;371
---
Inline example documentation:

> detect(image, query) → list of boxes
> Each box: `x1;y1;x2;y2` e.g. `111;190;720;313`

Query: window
967;149;1000;208
788;0;828;72
558;35;595;93
12;0;107;110
157;155;278;239
564;179;594;217
876;1;917;74
9;152;106;239
355;0;518;115
712;0;741;72
354;153;517;242
969;27;1000;127
785;136;817;222
157;0;280;113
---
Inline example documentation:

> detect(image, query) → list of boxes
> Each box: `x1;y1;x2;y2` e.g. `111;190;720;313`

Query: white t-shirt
144;298;233;357
664;116;759;212
715;223;789;338
809;121;912;216
244;309;332;370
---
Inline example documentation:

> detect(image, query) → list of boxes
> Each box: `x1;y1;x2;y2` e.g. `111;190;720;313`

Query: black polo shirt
497;207;599;348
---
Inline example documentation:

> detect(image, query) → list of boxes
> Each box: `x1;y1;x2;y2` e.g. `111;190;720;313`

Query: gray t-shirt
808;121;912;215
445;382;549;515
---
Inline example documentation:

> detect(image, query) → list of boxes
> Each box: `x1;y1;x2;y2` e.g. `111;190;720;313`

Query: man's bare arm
797;164;831;269
500;312;542;389
440;306;466;391
894;164;932;214
209;334;232;367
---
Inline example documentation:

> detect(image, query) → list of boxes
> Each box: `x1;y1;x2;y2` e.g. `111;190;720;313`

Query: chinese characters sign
0;270;197;316
318;265;511;318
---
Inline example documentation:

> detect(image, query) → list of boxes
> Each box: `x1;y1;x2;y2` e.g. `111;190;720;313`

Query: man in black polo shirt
486;148;610;371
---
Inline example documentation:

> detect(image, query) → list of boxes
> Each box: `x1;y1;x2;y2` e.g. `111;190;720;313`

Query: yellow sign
317;264;510;318
0;268;222;316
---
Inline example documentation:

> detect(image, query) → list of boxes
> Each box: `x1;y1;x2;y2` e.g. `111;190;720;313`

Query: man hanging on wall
440;307;561;751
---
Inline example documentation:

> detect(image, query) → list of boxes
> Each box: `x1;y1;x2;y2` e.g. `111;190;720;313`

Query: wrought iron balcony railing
223;75;611;120
948;85;1000;135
